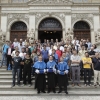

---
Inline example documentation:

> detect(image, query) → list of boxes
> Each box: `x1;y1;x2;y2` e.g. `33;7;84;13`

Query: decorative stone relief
0;29;6;42
27;28;35;44
28;0;73;5
94;29;100;43
65;28;74;41
71;14;93;26
33;12;66;27
7;13;29;25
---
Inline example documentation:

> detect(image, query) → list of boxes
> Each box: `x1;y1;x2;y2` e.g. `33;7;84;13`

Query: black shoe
47;91;50;93
53;91;56;93
20;79;23;81
42;91;46;93
58;91;61;93
17;84;20;87
11;84;15;88
37;91;40;94
65;91;68;94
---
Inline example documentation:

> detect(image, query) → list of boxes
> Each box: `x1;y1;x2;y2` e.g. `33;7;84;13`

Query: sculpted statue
95;28;100;42
65;28;74;41
27;29;35;44
0;29;6;42
0;29;3;39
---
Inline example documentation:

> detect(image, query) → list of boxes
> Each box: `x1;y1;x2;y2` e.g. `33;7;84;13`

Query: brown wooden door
10;31;27;42
74;30;91;41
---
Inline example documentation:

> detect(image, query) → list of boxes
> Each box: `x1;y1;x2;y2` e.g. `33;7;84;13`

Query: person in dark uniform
57;57;69;94
22;53;33;87
47;55;57;93
11;51;22;87
33;55;46;94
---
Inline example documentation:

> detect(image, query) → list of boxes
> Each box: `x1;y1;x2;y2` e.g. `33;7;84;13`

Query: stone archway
38;17;63;42
10;21;27;42
73;21;91;41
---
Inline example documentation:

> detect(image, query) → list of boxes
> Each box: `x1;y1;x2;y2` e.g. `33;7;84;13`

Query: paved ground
0;96;100;100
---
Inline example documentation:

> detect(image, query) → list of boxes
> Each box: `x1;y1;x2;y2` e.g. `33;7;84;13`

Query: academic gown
57;62;69;88
47;61;57;89
33;61;46;90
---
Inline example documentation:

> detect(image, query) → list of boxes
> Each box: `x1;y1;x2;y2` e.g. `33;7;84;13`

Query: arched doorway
38;18;62;42
73;21;91;41
10;21;27;42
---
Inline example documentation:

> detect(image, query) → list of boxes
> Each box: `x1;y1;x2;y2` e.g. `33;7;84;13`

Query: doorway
73;21;91;41
10;21;27;42
38;18;62;42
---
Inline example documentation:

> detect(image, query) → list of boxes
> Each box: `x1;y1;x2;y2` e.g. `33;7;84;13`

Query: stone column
1;14;7;41
29;14;35;31
64;13;71;41
92;14;100;44
62;28;66;41
29;14;36;40
35;28;38;40
65;13;71;33
6;29;10;41
91;29;95;44
0;6;1;29
93;14;100;31
1;14;7;32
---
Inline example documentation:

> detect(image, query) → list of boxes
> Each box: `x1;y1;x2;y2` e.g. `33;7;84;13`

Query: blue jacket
47;61;57;69
2;44;9;53
33;61;46;70
57;62;69;71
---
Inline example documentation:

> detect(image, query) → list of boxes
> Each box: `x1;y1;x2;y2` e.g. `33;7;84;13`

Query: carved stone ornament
0;29;6;42
72;14;93;25
7;13;29;25
95;28;100;43
65;28;74;41
28;0;74;5
35;12;66;26
27;29;35;44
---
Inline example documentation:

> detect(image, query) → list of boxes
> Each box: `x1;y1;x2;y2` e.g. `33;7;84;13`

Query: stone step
0;69;12;72
0;84;99;89
0;76;35;79
0;79;94;84
0;71;12;74
0;89;100;96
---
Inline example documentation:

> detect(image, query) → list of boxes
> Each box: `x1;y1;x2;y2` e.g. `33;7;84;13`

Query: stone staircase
0;66;100;96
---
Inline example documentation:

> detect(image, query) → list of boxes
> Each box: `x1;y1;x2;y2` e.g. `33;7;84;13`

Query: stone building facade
0;0;100;45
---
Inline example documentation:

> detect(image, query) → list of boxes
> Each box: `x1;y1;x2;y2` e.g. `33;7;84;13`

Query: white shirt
72;40;79;45
13;42;19;48
49;49;52;55
60;46;64;52
18;44;25;52
71;55;80;66
19;52;26;60
11;50;16;58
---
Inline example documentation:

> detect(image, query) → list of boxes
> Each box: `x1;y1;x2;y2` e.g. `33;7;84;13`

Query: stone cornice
28;3;100;6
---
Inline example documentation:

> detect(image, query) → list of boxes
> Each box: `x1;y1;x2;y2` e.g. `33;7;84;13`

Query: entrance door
10;21;27;42
74;21;91;41
38;18;62;42
38;31;62;43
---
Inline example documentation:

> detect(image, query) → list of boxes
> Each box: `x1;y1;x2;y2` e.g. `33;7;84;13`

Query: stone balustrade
0;0;100;4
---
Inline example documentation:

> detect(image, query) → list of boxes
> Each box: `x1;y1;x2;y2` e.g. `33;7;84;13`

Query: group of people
0;37;100;94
